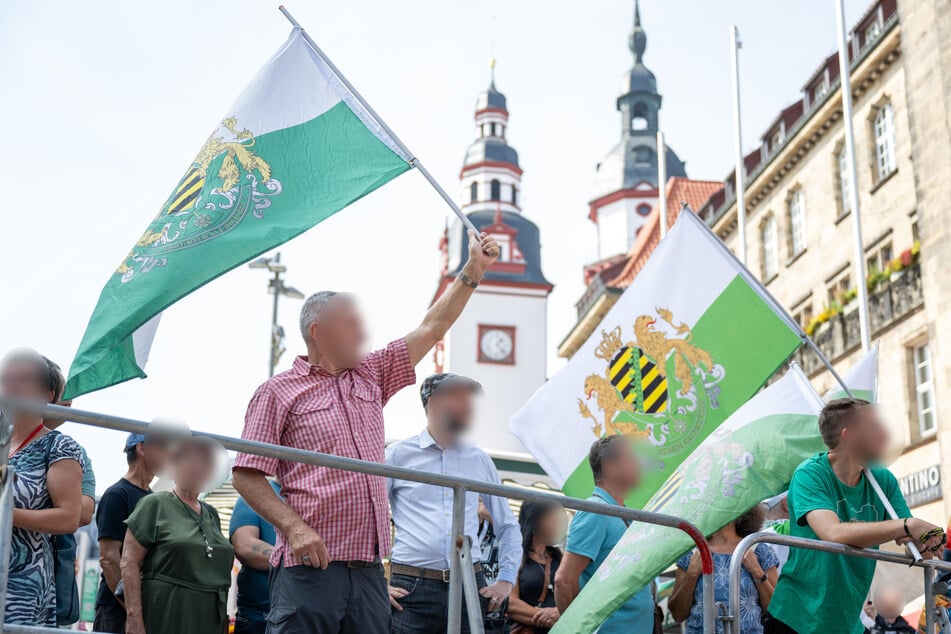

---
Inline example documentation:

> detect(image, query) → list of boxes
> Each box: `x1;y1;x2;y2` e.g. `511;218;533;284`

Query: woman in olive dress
121;437;233;634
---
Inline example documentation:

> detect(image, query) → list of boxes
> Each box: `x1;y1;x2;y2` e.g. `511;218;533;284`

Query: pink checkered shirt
234;339;416;567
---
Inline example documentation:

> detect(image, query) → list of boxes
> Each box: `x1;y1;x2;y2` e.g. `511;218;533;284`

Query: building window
787;189;807;257
761;215;779;280
912;343;937;436
632;103;649;131
873;103;897;180
633;146;652;164
636;204;651;217
865;20;881;47
814;81;828;101
771;130;784;152
490;179;501;201
470;181;478;203
793;304;814;330
836;146;852;216
490;122;497;137
827;273;851;306
511;187;518;206
867;242;893;276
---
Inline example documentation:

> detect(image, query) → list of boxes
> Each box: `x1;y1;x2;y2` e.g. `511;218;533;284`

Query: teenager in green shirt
764;398;945;634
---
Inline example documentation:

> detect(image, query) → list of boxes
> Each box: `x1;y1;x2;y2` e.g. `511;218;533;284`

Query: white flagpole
729;25;748;265
278;6;498;256
834;0;871;352
681;204;922;562
657;130;668;237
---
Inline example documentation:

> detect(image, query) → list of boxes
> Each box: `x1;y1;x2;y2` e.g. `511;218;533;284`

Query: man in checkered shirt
233;230;499;633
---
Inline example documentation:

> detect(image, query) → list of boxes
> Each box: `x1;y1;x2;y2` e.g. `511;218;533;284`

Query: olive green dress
125;491;234;634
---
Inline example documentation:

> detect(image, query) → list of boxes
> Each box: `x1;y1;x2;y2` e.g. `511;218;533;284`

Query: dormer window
771;130;784;152
865;20;881;46
814;80;828;101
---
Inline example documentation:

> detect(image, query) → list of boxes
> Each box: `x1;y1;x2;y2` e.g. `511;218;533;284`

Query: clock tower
431;65;553;454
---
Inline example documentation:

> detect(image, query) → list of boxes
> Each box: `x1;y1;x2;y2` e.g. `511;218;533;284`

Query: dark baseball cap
420;373;483;408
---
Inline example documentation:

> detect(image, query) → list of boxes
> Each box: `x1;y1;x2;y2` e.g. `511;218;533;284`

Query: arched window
873;102;896;180
490;179;501;201
634;146;652;164
470;181;478;203
787;189;807;256
632;103;649;131
490;122;497;137
761;215;779;280
511;187;518;206
636;204;651;217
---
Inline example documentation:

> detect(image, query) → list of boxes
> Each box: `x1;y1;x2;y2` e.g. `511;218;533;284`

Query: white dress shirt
386;428;522;584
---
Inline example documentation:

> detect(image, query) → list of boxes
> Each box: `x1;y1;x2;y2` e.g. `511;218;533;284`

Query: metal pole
454;535;485;634
727;532;951;632
834;0;871;352
276;6;495;255
268;253;281;378
925;565;936;634
657;130;668;238
447;486;466;634
729;25;748;265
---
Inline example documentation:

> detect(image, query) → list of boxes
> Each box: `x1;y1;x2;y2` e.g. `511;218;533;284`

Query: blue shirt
565;487;654;634
230;481;281;622
386;428;522;584
676;544;779;634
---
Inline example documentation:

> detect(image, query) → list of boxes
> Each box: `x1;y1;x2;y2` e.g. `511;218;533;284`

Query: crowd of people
0;231;949;633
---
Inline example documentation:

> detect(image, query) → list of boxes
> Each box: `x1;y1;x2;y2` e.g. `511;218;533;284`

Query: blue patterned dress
5;430;83;626
676;544;779;634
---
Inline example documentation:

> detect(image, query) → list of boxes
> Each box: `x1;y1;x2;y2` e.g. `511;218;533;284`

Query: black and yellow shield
608;346;668;414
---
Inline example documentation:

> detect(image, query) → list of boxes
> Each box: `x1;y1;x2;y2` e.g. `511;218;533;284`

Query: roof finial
490;57;496;88
630;0;647;63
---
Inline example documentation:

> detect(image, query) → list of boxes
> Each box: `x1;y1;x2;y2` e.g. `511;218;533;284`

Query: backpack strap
536;554;552;606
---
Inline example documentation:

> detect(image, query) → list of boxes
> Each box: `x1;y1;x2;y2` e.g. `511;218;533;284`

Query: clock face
479;327;514;363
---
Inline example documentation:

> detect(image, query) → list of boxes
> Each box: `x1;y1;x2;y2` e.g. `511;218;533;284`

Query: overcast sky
0;0;869;493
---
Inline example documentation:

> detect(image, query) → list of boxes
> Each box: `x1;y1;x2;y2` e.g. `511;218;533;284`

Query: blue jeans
389;571;505;634
235;614;268;634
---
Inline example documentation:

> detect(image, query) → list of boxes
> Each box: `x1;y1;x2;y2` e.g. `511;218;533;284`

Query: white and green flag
824;344;879;402
510;211;802;507
553;367;827;633
65;29;411;398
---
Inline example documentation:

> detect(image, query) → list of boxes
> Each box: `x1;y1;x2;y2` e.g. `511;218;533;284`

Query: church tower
432;64;552;454
589;0;688;260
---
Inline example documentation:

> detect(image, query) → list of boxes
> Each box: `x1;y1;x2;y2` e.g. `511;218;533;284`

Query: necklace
11;423;45;456
173;492;214;559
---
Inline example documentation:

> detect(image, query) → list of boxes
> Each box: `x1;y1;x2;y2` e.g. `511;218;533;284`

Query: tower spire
630;0;647;64
490;57;496;88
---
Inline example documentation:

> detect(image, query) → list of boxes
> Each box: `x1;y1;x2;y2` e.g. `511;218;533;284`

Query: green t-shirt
769;453;910;634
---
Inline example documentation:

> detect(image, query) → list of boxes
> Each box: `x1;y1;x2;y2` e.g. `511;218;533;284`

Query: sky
0;0;870;494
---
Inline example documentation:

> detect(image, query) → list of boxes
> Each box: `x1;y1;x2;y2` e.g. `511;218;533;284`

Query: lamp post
248;252;305;377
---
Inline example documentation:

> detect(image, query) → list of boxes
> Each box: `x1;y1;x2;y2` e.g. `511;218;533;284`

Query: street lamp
248;252;305;377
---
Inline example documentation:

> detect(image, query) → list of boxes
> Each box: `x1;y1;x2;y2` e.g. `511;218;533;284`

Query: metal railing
0;397;718;634
724;531;951;634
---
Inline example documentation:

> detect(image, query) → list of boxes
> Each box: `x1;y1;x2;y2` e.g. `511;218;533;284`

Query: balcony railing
797;264;923;374
575;273;609;320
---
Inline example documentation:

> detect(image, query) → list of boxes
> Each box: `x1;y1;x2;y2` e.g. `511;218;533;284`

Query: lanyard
11;424;45;456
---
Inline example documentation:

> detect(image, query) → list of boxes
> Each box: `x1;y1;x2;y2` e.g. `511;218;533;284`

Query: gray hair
299;291;345;341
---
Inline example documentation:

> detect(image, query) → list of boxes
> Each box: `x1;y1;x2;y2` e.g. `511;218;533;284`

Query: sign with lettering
899;465;942;508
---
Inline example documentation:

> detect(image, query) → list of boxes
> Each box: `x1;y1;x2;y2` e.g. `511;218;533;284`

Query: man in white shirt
386;373;522;633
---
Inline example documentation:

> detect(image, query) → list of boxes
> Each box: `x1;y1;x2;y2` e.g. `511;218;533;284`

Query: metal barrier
724;532;951;634
0;396;718;634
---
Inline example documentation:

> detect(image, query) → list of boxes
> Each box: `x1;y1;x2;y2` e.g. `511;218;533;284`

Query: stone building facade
700;0;951;526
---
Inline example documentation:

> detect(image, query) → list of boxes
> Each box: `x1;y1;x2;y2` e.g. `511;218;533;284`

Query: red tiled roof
607;178;723;288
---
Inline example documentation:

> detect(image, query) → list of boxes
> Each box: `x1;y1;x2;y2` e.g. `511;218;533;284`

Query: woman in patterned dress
0;349;84;626
669;505;779;634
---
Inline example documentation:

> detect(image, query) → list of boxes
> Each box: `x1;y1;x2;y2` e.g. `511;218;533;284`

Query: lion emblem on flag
578;307;725;456
116;117;283;282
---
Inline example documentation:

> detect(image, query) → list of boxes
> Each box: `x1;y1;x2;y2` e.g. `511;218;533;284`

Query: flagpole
834;0;871;352
657;130;668;238
682;203;923;562
729;25;748;265
278;5;496;256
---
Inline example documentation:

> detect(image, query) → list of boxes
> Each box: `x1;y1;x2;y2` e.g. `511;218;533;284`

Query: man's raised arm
406;230;499;365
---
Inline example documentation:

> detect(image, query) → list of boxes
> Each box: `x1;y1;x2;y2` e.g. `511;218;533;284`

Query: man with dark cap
386;373;521;633
93;432;168;633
